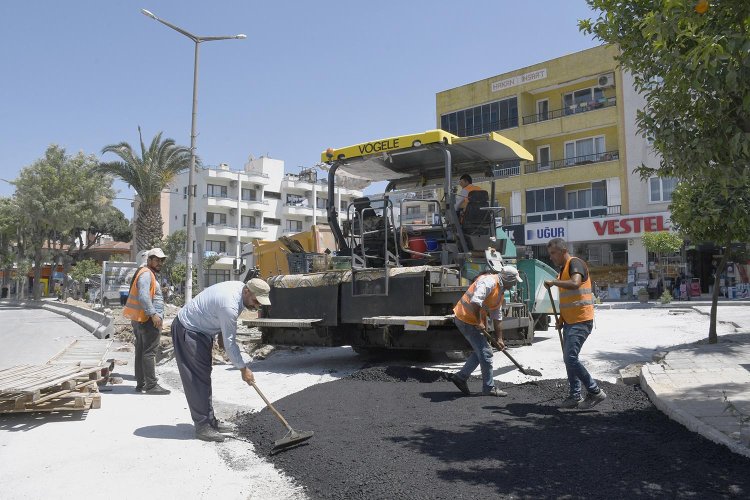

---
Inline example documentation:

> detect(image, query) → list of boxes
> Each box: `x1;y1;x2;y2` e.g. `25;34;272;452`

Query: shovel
480;330;542;377
547;287;564;350
249;381;314;452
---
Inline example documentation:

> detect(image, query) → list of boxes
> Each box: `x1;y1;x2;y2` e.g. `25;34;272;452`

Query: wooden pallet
0;364;106;414
48;338;113;368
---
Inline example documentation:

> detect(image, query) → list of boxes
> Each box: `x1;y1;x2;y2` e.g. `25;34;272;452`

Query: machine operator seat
461;190;491;235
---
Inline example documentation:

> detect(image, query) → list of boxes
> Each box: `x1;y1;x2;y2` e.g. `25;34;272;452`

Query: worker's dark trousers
171;317;215;427
132;319;161;390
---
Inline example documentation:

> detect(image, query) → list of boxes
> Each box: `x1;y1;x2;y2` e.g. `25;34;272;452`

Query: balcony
524;150;619;174
525;204;621;223
522;97;617;125
492;164;520;179
242;170;270;184
239;198;269;209
203;194;236;209
204;223;236;237
282;202;313;215
240;226;268;239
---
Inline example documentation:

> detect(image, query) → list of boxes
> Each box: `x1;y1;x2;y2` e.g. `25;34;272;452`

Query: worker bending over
450;250;522;397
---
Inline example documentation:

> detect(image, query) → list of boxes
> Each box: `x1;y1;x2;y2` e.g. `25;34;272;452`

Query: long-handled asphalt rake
547;287;564;350
480;330;542;377
249;381;314;452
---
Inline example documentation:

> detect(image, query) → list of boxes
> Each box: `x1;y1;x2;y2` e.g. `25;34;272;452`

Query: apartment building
167;156;362;286
436;45;675;284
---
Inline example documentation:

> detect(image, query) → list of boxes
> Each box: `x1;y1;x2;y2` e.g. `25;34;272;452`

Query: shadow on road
0;411;88;431
133;423;195;440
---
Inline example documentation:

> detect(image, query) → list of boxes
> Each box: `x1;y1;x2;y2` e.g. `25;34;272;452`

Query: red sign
593;215;670;236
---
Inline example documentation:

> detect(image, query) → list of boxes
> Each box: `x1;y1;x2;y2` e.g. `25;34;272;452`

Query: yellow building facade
433;45;697;298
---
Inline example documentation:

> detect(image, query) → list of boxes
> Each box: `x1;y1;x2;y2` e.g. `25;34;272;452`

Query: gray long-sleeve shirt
177;281;250;369
136;268;164;318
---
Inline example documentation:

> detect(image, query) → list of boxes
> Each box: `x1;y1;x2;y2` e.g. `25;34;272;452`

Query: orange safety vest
459;184;482;209
453;274;504;327
122;267;157;323
558;257;594;325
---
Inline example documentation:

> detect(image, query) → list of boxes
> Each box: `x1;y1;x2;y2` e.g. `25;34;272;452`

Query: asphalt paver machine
245;130;559;354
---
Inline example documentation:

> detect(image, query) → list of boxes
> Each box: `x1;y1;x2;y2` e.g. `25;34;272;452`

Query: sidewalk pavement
640;332;750;459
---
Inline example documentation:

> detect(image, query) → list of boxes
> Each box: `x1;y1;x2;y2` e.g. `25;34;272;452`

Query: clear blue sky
0;0;600;218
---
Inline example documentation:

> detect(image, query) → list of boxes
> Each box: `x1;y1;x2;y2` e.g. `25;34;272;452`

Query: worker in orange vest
449;249;522;397
123;247;169;395
544;237;607;409
455;173;481;218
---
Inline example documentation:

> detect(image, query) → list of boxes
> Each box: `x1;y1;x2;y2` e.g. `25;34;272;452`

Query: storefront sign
491;69;547;92
525;212;672;244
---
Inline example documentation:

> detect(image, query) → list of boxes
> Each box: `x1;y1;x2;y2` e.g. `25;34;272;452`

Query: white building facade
167;156;363;286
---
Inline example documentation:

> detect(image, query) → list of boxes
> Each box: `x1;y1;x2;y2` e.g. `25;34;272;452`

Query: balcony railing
493;164;520;179
522;97;617;125
203;194;231;199
525;150;619;174
525;204;621;223
241;198;269;205
241;225;267;232
509;215;523;225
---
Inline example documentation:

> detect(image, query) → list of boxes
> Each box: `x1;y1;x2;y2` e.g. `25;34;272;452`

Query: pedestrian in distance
171;278;271;442
449;249;522;397
122;247;170;395
544;237;607;409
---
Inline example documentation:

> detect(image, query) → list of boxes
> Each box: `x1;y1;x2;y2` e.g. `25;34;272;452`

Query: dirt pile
235;368;750;500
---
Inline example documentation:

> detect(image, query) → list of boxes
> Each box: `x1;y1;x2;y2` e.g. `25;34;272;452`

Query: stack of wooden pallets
0;338;114;414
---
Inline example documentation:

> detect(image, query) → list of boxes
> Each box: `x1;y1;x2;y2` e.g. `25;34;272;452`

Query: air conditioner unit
229;208;237;215
597;73;615;88
230;180;238;187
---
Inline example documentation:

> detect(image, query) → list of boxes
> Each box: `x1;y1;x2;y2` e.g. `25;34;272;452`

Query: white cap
499;265;523;284
147;247;166;259
245;278;271;306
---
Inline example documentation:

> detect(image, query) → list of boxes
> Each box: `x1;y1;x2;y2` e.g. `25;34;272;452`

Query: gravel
235;366;750;499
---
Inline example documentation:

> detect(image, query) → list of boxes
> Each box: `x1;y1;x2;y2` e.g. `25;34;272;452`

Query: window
286;194;306;206
316;197;327;208
287;220;303;232
192;212;196;225
567;189;592;210
406;206;421;215
564;136;605;165
206;212;227;225
340;200;349;212
592;180;607;206
563;87;605;113
207;184;228;198
182;214;187;227
205;269;230;287
525;187;565;214
241;215;257;228
440;96;518;136
649;177;677;202
263;217;281;226
536;99;549;121
537;146;550;170
265;191;281;200
205;240;226;253
241;188;257;201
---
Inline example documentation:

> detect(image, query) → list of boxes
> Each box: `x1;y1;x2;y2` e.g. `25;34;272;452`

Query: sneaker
449;374;470;395
134;385;144;393
560;395;584;409
195;424;225;442
211;419;234;434
579;389;607;409
483;387;508;397
144;384;171;395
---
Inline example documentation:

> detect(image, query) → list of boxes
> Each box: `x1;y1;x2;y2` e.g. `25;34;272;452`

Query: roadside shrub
660;290;673;304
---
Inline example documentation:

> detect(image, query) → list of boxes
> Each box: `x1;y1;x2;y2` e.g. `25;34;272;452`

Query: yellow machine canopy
321;130;533;187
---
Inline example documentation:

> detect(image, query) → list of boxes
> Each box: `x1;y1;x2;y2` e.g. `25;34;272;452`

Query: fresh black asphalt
235;367;750;499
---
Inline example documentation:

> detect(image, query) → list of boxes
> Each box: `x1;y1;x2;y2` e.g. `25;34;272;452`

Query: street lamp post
141;9;245;304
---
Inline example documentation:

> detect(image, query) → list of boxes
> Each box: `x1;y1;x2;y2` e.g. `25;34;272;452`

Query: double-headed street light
141;9;245;304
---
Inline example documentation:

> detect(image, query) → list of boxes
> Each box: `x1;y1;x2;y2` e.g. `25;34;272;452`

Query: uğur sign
525;212;672;244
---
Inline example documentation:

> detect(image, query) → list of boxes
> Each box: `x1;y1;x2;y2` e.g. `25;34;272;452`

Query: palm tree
99;128;193;251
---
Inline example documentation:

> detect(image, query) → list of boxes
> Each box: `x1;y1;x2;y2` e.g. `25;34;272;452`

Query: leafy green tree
161;229;187;286
202;254;221;289
670;177;750;342
98;128;193;252
580;1;750;186
13;146;114;300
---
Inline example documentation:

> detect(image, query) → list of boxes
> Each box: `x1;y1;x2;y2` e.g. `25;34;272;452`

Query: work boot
195;423;225;442
559;395;584;409
211;419;234;434
144;384;171;395
483;387;508;397
579;389;607;409
449;374;470;395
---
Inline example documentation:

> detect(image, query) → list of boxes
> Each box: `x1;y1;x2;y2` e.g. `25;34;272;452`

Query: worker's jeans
562;321;598;398
455;318;495;392
133;319;161;390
